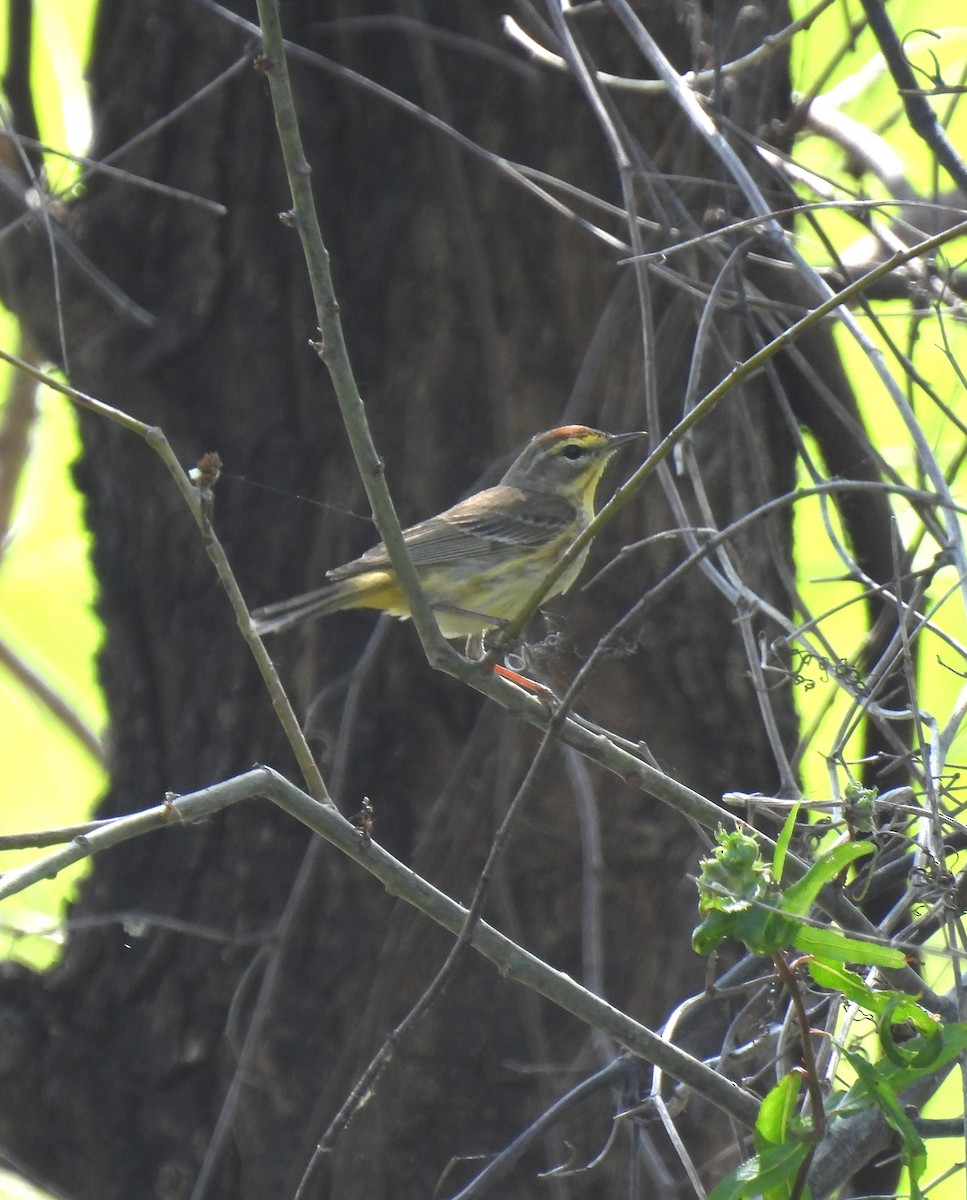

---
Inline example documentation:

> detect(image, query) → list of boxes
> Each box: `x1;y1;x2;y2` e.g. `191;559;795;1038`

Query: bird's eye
562;444;585;460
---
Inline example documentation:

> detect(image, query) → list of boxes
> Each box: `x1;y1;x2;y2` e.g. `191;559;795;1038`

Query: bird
252;424;646;641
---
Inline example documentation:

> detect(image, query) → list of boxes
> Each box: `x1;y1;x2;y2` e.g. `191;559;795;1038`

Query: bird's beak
607;430;648;451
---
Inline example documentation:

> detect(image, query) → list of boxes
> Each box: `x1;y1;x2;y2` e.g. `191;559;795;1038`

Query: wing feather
328;486;575;579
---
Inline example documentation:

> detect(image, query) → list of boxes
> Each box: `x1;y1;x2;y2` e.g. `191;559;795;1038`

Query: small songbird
252;425;646;640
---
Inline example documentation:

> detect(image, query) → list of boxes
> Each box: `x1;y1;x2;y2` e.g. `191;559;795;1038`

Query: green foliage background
0;1;100;980
790;5;967;1192
788;0;967;798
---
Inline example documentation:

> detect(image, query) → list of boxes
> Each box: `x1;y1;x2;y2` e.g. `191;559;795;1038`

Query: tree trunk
0;2;820;1196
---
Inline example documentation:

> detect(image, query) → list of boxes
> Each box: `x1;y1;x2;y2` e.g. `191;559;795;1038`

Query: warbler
252;425;645;640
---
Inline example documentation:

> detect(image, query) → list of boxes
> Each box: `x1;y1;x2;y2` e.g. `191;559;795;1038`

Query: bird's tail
251;580;365;635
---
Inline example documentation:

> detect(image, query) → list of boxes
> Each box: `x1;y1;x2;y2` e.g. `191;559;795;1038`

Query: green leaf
706;1142;812;1200
878;1024;942;1071
692;907;736;954
736;905;799;956
840;1046;927;1192
807;959;878;1004
780;842;873;918
756;1074;804;1146
772;802;801;885
855;1024;967;1095
693;901;801;958
793;924;905;968
891;1003;942;1040
808;961;939;1029
876;996;943;1067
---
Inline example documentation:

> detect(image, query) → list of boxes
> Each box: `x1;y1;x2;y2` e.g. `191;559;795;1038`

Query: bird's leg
481;636;557;704
491;662;557;703
463;631;487;662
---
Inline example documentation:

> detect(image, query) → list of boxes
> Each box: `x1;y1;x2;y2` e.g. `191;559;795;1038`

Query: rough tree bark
0;2;892;1198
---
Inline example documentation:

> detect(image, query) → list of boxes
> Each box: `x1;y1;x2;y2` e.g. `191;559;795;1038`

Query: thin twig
606;0;967;609
0;329;39;563
253;0;456;669
0;634;104;765
445;1057;633;1200
773;952;826;1132
300;677;576;1186
857;0;967;195
503;0;837;95
497;208;967;644
196;0;631;250
0;765;762;1127
0;130;229;213
0;346;331;805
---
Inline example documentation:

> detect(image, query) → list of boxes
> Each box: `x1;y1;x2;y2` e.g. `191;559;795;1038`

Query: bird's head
501;425;646;508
